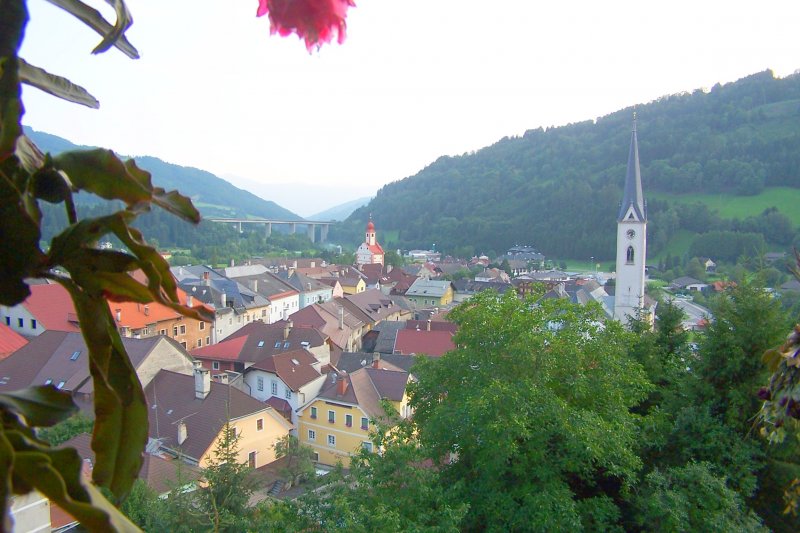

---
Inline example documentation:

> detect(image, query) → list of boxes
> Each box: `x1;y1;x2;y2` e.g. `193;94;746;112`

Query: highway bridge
205;218;334;243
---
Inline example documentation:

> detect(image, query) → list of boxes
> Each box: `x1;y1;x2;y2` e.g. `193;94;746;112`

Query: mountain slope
24;127;302;221
341;70;800;260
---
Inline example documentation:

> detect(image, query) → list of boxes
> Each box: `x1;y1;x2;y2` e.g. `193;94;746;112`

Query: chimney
283;320;293;340
293;260;298;269
115;309;121;322
177;421;187;445
250;279;258;292
144;305;150;316
187;295;193;307
337;372;348;396
194;360;211;400
203;271;210;286
338;306;344;330
220;291;227;308
427;319;431;332
372;353;381;368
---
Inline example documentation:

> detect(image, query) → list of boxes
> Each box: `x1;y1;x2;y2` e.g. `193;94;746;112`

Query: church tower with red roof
355;216;385;267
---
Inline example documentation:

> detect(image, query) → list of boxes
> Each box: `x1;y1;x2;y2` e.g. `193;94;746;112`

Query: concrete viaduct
206;218;334;243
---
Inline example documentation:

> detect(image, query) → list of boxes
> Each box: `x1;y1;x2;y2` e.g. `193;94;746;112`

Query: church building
613;117;653;326
355;217;384;267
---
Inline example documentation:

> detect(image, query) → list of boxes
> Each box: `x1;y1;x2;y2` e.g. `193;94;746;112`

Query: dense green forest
338;70;800;261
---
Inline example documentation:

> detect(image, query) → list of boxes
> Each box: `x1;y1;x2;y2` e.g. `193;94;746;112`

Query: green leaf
0;3;27;161
32;168;72;203
53;149;200;223
14;135;46;174
0;175;43;306
58;279;147;500
18;58;99;109
6;431;141;532
0;431;14;533
42;0;139;59
0;387;78;428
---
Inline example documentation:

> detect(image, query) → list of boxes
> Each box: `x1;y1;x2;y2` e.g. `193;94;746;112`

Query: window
362;441;373;453
180;325;186;334
283;342;290;349
308;429;316;441
257;376;264;391
199;321;205;330
257;341;264;347
160;329;166;335
626;246;635;264
181;341;187;349
271;381;278;395
361;417;369;430
248;451;256;468
310;407;317;419
312;452;319;461
44;379;52;385
206;336;210;345
70;351;80;361
212;361;220;370
345;414;353;427
327;434;336;447
3;317;8;326
173;326;178;336
285;388;292;400
257;418;263;431
18;318;23;328
197;339;202;348
262;309;267;317
328;410;335;423
274;341;281;348
56;381;65;389
30;319;36;330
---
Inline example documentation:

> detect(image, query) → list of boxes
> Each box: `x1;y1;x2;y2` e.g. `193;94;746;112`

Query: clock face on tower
626;229;636;240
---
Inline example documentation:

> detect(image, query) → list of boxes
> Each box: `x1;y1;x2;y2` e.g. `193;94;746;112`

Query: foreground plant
0;1;207;530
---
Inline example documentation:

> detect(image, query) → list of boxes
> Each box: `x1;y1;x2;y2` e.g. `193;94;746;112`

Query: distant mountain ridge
24;127;302;221
310;196;372;221
341;70;800;261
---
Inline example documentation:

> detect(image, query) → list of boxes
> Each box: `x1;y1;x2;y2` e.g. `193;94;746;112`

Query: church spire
618;113;646;222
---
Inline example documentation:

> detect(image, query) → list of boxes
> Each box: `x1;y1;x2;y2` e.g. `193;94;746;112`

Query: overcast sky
19;0;800;216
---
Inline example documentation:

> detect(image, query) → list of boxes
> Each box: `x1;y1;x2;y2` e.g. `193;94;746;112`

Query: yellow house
145;366;294;469
297;361;411;467
338;276;366;295
404;279;455;307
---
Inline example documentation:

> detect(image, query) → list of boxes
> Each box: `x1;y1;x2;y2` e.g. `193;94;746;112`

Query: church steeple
618;115;646;222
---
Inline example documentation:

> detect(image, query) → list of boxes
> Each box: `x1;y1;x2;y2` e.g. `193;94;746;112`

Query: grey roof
618;120;647;222
335;352;417;374
406;279;454;298
174;265;270;312
371;321;406;354
671;276;703;288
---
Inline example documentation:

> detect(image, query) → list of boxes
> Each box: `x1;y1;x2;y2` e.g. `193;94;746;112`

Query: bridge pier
307;224;316;243
321;225;329;242
238;221;242;233
289;223;296;235
265;222;272;237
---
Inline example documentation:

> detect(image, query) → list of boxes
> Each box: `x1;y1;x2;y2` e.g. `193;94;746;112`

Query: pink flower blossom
257;0;355;51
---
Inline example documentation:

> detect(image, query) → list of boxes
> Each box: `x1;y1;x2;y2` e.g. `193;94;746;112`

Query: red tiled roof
368;243;384;255
394;329;455;357
0;323;27;359
110;286;212;330
192;334;249;361
22;284;80;332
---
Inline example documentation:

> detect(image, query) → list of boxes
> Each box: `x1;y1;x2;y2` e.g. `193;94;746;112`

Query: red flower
257;0;355;51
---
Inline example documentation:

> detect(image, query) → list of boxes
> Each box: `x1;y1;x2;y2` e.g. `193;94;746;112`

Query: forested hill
24;127;302;221
342;70;800;260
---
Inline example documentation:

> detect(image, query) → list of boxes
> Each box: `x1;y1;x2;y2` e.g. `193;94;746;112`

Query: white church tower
613;116;647;325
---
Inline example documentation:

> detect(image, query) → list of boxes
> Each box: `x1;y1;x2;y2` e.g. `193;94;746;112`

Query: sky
19;0;800;216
